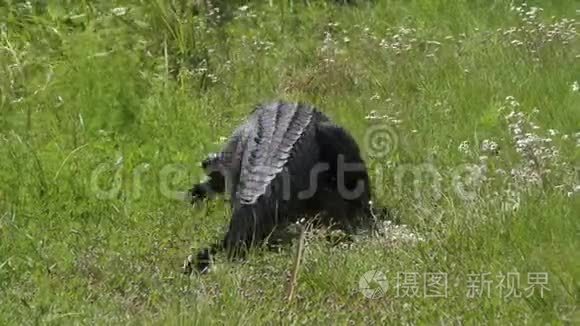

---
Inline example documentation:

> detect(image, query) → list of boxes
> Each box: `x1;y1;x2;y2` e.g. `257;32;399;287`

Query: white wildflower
458;141;471;155
365;110;385;120
111;7;127;16
481;139;499;154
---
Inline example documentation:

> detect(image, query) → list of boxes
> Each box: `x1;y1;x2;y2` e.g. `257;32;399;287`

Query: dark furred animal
185;101;373;273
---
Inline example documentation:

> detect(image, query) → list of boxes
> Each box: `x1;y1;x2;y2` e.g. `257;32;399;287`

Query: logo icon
365;124;398;158
359;270;388;299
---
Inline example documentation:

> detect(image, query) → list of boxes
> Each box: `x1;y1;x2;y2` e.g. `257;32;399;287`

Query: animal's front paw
182;254;195;275
182;249;214;275
189;184;206;204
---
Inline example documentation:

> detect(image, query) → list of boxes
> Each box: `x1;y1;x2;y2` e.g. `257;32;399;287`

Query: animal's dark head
201;152;219;171
201;152;232;175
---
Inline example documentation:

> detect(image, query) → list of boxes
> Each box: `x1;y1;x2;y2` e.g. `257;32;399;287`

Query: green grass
1;0;579;324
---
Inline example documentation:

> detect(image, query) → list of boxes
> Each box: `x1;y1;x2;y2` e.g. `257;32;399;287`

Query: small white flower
571;81;579;92
458;141;471;155
481;139;499;154
111;7;127;16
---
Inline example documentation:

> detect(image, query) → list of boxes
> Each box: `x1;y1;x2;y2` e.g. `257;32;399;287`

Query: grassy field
1;0;579;324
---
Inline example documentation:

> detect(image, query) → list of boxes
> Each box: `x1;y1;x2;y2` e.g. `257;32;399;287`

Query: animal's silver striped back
232;102;318;205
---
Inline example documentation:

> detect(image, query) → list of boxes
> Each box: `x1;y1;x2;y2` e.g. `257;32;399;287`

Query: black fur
185;101;374;273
